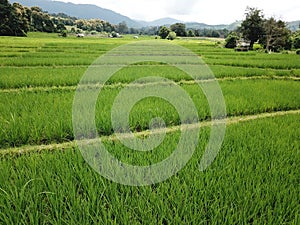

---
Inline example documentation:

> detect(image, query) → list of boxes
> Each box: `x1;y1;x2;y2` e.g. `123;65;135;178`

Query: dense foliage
240;7;265;48
0;0;29;36
261;17;291;52
0;1;116;36
225;32;239;48
158;26;170;39
224;7;299;52
170;23;187;37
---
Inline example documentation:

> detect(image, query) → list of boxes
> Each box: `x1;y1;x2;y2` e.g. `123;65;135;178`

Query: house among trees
235;40;251;51
77;33;85;38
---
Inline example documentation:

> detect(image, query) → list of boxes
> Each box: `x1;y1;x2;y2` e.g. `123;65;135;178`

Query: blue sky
58;0;300;24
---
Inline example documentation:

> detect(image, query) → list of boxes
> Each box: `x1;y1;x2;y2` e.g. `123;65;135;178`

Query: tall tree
158;26;170;39
225;32;239;48
187;30;195;37
116;21;128;34
11;3;29;35
0;0;28;36
292;31;300;49
0;0;13;35
262;18;291;52
30;7;55;33
240;7;265;49
170;23;187;37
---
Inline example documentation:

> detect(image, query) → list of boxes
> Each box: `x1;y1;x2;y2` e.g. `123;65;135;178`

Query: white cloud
57;0;300;24
164;0;198;15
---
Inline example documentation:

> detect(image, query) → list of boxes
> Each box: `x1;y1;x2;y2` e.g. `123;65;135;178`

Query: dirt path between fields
1;75;299;94
1;109;299;157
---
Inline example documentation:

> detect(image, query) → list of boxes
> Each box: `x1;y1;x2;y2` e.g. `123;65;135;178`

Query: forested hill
10;0;141;28
0;0;116;36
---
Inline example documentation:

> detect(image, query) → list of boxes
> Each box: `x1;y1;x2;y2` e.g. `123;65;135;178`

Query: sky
58;0;300;24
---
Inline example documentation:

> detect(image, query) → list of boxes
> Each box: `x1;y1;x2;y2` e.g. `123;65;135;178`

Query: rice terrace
0;0;300;224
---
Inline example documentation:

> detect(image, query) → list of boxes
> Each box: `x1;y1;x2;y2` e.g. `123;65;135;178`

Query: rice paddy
0;33;299;224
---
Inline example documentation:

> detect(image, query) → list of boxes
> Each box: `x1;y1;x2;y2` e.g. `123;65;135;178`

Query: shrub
167;32;177;40
253;43;263;51
111;31;118;38
296;49;300;55
225;33;239;48
158;26;170;39
58;30;67;37
90;31;97;35
70;27;76;33
187;30;195;37
294;37;300;49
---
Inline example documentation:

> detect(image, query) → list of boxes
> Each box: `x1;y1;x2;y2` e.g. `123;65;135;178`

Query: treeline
224;7;300;52
0;0;117;36
158;23;230;40
0;0;229;38
0;1;30;36
0;1;64;35
0;0;159;36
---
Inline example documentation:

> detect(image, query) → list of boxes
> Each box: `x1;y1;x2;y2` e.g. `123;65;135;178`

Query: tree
293;31;300;49
11;3;29;35
167;31;176;40
158;26;170;39
30;7;55;32
225;32;239;48
56;23;66;33
43;14;55;32
129;27;139;34
170;23;187;37
262;18;291;52
187;30;195;37
116;21;128;34
211;30;220;38
262;17;276;51
0;0;29;36
94;20;104;32
0;0;13;35
240;7;265;49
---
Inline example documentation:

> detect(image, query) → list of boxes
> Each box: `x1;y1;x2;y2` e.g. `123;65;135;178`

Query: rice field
0;33;299;224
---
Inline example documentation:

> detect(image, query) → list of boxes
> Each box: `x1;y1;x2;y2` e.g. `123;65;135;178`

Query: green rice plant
0;55;97;67
0;114;299;224
209;65;296;77
0;67;87;88
0;79;299;149
180;41;300;70
0;34;299;224
204;56;300;69
1;64;298;90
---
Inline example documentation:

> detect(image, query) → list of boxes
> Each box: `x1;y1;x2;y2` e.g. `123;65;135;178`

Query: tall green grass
1;65;298;89
0;34;299;224
0;67;86;88
205;57;300;69
0;115;299;224
180;40;300;70
1;79;299;148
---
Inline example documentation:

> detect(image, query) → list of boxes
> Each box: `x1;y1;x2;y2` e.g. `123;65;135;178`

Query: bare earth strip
1;75;299;93
1;109;299;157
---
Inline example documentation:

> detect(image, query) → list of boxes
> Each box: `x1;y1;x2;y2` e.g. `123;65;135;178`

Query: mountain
287;21;300;32
186;22;227;30
137;18;183;27
185;21;242;31
149;17;183;26
11;0;141;28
